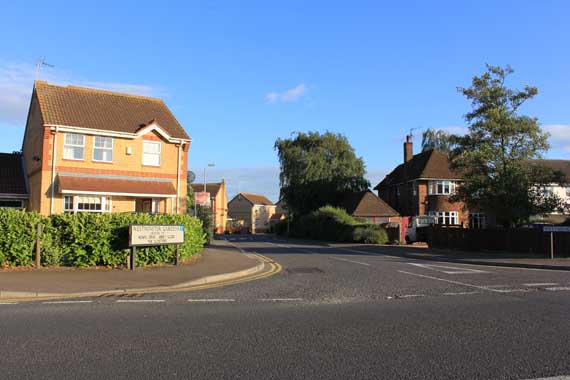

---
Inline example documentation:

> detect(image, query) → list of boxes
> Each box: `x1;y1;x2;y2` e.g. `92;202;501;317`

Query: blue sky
1;1;569;201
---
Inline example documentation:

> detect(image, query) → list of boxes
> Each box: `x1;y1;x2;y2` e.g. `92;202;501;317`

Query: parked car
405;215;436;244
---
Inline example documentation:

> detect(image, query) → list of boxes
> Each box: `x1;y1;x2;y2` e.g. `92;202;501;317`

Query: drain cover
286;267;323;274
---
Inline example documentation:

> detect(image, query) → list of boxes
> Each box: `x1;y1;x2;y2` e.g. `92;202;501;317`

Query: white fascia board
60;189;176;198
46;124;191;144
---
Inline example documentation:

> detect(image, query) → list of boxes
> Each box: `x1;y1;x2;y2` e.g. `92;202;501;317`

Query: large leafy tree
275;131;370;216
451;65;563;226
421;128;458;153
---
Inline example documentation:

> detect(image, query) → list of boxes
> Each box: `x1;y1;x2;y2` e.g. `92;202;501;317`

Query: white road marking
523;283;559;287
398;270;507;293
398;294;424;298
337;248;394;257
442;291;480;296
545;286;570;291
522;376;570;380
268;242;292;249
258;298;303;302
116;299;166;303
330;256;371;266
187;298;236;302
42;300;93;304
0;302;18;305
408;263;489;274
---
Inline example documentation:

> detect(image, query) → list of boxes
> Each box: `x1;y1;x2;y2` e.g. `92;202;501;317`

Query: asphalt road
1;235;569;380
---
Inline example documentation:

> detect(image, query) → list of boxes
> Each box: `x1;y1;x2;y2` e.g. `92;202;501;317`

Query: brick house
190;181;228;234
227;193;276;233
0;152;28;209
374;136;486;228
22;81;191;215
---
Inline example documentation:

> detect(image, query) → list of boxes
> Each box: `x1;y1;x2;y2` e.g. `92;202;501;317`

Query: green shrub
0;210;205;267
289;205;390;244
196;205;214;244
352;225;388;244
274;219;289;235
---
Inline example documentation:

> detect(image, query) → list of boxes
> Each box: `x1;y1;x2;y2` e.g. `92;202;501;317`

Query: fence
428;226;570;258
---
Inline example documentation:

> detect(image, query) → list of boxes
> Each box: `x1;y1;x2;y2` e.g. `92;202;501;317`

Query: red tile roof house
0;152;28;209
21;81;191;215
340;190;400;225
374;135;489;228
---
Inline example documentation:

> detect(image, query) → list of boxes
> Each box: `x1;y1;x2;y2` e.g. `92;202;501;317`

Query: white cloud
543;124;570;152
266;83;307;104
0;60;165;128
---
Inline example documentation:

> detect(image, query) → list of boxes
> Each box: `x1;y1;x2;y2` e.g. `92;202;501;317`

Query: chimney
404;135;413;163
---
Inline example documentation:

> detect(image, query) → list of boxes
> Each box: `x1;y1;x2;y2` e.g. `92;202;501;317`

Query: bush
274;219;289;235
196;205;214;244
0;210;205;267
352;225;388;244
289;206;390;244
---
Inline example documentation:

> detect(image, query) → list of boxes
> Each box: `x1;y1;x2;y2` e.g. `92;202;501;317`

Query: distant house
228;193;276;233
21;81;191;215
0;152;28;209
529;159;570;223
340;190;400;224
190;180;228;234
374;135;486;227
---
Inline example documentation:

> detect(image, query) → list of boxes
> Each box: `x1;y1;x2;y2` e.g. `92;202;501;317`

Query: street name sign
543;226;570;233
129;225;185;247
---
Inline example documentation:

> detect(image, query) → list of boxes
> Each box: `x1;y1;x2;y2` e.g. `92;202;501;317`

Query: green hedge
0;209;205;267
284;206;389;244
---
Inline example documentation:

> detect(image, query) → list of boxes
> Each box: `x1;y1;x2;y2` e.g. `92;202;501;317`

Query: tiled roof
530;159;570;179
0;152;27;195
34;81;190;140
190;183;222;196
374;149;461;190
341;190;399;216
58;175;176;195
239;193;274;206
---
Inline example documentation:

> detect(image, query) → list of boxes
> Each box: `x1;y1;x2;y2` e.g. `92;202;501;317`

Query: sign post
129;225;185;270
542;226;570;260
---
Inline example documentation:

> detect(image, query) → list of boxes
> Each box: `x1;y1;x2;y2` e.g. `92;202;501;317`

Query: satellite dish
187;171;196;184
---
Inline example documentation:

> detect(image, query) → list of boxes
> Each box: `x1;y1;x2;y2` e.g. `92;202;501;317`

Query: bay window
63;195;112;213
428;180;456;195
429;211;459;225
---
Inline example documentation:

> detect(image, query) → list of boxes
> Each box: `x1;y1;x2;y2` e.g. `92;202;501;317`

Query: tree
196;205;214;244
421;128;459;153
186;185;195;214
451;64;563;226
274;131;370;216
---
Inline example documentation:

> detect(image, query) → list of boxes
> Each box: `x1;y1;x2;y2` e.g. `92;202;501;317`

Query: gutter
50;126;58;215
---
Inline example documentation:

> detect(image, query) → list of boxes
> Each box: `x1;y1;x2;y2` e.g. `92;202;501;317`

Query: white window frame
142;141;161;166
93;136;114;163
429;211;459;225
63;133;85;160
63;195;112;213
428;180;457;195
470;212;486;229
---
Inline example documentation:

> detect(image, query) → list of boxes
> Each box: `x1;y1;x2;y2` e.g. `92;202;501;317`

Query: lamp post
204;163;215;192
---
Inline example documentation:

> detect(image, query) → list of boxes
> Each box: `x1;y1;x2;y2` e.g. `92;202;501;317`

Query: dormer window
63;133;85;160
93;136;113;162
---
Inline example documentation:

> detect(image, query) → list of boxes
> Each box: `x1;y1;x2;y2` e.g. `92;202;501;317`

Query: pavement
329;242;570;271
0;239;273;300
1;235;569;379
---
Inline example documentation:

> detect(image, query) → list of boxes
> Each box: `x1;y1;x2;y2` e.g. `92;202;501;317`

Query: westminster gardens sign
128;225;185;270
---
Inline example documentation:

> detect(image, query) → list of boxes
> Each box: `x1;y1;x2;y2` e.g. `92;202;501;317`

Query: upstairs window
63;133;84;160
142;141;161;166
93;136;113;162
428;180;456;195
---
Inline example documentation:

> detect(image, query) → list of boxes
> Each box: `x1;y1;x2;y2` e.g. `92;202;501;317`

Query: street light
204;163;215;192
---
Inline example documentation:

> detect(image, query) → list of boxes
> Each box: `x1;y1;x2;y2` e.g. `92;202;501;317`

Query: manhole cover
286;267;323;274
